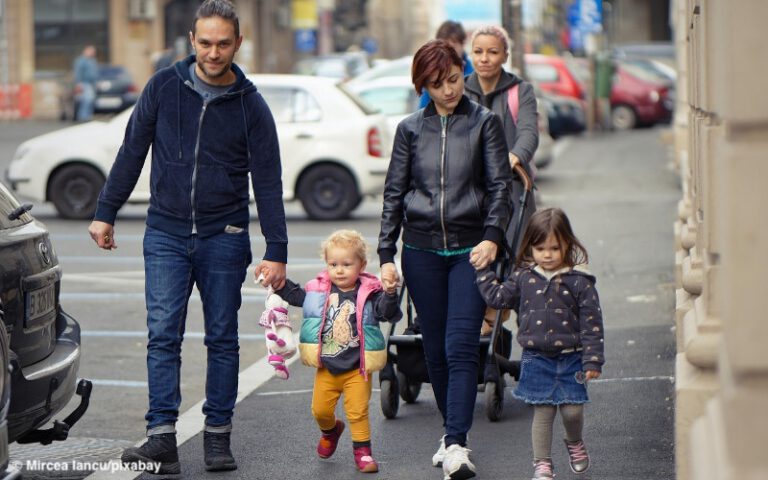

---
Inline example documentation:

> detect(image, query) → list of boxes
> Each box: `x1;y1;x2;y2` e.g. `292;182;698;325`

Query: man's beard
199;61;231;79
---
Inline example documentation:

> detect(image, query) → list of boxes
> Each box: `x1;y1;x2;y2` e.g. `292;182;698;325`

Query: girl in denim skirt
475;208;605;480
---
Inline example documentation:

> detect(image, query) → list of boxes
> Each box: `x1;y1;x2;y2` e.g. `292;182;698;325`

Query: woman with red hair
377;39;513;480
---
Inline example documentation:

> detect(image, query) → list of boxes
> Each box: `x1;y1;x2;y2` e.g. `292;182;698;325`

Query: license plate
96;96;122;109
26;284;56;321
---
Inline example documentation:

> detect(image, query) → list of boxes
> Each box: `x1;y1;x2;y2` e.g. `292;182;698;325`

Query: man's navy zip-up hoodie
94;56;287;262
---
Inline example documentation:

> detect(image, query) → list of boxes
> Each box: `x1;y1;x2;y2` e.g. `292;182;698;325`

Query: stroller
379;163;533;421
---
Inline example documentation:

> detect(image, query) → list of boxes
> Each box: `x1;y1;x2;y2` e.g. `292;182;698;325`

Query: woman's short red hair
411;39;463;96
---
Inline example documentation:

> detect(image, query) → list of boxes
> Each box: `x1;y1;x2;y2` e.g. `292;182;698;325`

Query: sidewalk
103;128;678;480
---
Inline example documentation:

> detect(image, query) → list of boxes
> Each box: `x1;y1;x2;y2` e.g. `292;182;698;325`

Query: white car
347;76;419;136
6;74;390;220
349;75;555;170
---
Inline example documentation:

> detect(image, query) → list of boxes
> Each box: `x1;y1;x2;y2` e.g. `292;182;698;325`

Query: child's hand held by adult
469;240;498;270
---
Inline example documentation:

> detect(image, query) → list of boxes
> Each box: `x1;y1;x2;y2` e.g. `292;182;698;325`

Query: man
418;20;475;108
88;0;287;474
72;45;99;121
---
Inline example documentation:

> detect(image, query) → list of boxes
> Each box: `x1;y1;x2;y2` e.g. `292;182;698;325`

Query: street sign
579;0;603;33
294;29;317;53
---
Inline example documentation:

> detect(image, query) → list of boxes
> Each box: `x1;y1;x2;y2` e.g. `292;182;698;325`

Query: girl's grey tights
532;404;584;461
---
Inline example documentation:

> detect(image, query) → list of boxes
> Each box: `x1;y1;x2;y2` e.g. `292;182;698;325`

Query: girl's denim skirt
513;349;589;405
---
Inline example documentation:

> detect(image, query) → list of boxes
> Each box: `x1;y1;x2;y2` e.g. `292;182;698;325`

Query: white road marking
626;294;658;303
81;330;266;341
89;379;148;388
86;332;302;480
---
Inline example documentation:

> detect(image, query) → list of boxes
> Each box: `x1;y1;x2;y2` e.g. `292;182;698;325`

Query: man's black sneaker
204;431;238;471
121;433;180;475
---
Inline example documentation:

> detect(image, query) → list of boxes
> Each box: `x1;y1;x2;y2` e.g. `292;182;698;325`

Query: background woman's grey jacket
378;96;513;265
465;71;539;247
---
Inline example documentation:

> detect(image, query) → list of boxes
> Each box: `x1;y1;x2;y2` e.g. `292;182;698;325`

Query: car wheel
49;164;105;219
611;105;637;130
297;164;360;220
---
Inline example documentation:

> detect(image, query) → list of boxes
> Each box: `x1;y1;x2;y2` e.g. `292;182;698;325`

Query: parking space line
82;330;265;340
89;379;148;388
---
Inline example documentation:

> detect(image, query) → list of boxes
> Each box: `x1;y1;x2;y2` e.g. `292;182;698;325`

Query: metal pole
510;0;525;79
0;0;9;88
0;0;11;116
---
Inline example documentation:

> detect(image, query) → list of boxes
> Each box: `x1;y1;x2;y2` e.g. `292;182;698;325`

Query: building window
34;0;109;75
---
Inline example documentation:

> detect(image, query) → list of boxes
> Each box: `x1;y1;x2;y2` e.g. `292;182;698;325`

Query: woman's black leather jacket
378;96;513;265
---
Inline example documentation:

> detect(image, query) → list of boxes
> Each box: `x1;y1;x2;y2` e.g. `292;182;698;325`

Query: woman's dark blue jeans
402;247;486;448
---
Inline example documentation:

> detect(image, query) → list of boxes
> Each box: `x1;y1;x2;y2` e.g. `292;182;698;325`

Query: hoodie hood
465;70;522;102
174;54;256;97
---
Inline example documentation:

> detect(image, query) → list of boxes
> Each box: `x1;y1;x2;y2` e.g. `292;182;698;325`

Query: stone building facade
672;0;768;479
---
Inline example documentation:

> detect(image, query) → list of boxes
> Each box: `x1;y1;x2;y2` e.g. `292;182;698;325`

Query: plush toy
258;286;296;379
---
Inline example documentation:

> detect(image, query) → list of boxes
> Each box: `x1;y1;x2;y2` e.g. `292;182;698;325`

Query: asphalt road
1;120;678;479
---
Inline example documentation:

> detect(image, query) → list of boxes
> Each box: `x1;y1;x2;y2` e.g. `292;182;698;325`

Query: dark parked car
539;92;586;139
0;182;91;475
60;64;139;120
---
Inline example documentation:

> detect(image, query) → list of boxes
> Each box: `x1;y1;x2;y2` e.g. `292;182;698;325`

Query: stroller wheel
397;371;422;404
380;378;399;419
485;381;504;422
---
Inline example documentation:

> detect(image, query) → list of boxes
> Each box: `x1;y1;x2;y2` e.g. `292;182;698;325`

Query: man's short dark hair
192;0;240;38
436;20;466;44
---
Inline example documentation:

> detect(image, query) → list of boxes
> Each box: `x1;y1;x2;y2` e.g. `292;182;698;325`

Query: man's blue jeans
401;247;486;448
143;226;251;432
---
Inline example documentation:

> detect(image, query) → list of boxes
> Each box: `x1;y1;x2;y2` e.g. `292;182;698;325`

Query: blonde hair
470;25;510;52
321;229;368;264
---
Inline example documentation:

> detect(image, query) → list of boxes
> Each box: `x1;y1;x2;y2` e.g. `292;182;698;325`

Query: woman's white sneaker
442;444;476;480
432;435;446;467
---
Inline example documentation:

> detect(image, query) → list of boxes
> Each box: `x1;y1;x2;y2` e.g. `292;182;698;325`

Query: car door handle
296;132;313;139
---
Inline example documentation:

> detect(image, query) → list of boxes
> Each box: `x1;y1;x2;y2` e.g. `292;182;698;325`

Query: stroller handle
511;158;533;193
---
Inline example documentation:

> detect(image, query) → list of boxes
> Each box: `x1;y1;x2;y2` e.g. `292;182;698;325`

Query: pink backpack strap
507;83;520;126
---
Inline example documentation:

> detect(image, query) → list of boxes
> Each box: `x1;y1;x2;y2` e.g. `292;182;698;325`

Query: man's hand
469;240;498;270
509;152;521;169
380;262;400;293
88;221;117;250
585;370;601;381
255;260;287;290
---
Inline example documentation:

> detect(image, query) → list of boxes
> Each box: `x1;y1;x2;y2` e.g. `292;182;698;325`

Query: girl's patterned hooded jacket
476;265;605;372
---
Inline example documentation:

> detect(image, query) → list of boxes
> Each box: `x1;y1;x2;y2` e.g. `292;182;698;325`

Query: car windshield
98;65;127;79
357;86;415;115
620;61;669;84
0;182;32;228
336;83;378;115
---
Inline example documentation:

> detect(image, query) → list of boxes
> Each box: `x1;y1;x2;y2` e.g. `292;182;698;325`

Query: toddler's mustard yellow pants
312;367;372;442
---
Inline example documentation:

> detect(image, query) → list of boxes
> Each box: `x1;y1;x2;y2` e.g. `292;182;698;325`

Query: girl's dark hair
516;208;589;267
192;0;240;38
411;39;463;95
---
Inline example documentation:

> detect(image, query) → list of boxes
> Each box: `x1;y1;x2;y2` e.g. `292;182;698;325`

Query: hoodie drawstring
241;93;251;162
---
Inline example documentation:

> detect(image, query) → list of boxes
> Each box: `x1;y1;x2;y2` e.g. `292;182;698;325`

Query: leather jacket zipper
191;102;207;234
439;115;448;249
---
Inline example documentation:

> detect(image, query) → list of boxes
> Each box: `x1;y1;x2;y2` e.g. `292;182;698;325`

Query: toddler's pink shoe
353;446;379;473
317;420;344;458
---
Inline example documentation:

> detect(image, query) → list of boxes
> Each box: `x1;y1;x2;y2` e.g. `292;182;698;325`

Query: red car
609;60;673;130
524;54;585;101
